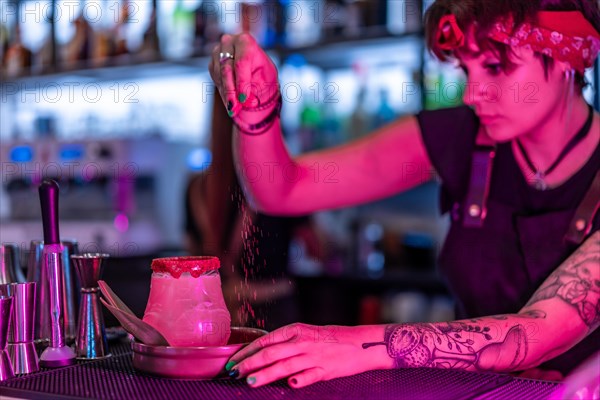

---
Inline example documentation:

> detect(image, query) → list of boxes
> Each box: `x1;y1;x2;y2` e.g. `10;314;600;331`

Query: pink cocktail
142;256;231;347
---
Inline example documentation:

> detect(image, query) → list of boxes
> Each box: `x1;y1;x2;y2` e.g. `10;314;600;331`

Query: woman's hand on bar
227;232;599;388
226;323;392;388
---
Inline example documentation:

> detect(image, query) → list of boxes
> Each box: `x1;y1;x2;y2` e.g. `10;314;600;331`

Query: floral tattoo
525;233;600;329
363;320;534;372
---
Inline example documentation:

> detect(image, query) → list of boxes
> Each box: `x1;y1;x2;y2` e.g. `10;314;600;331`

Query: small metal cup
72;253;111;360
0;296;14;381
2;282;39;374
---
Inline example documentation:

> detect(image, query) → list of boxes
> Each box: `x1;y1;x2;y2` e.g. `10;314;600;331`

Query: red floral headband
436;11;600;73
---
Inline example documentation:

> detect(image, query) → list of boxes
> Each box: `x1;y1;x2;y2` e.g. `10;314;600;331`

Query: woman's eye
484;63;502;75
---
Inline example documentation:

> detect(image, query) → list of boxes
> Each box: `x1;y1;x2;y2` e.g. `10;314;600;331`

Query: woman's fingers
209;45;222;91
232;343;306;381
243;355;318;388
288;367;327;389
229;324;305;364
218;34;239;115
234;33;257;105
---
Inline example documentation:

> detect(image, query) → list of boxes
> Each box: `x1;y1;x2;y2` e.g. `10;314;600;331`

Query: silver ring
219;52;235;63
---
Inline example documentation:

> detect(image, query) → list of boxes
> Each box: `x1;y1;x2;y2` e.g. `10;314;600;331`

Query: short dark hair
424;0;600;89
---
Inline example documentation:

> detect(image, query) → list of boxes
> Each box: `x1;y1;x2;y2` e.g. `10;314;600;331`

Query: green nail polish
225;361;236;371
239;93;247;103
247;376;256;385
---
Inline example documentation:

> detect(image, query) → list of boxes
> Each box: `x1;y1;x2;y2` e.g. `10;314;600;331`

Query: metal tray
131;327;267;380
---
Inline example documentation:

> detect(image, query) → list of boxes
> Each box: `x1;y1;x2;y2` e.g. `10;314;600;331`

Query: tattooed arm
224;233;598;388
364;231;599;373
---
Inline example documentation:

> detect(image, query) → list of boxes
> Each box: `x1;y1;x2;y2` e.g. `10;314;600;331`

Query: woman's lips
478;115;499;125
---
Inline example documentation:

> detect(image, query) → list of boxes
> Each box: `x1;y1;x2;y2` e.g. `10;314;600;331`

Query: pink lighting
114;213;129;233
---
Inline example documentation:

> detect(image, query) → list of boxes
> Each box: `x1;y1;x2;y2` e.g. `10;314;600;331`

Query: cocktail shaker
0;296;14;381
38;180;76;368
1;282;39;374
28;239;79;345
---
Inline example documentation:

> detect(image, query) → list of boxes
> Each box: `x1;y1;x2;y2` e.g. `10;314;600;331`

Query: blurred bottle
338;0;390;37
193;1;222;56
91;29;112;67
283;0;323;47
112;0;131;58
343;0;362;37
3;25;32;78
62;13;92;68
322;1;345;38
137;6;160;61
364;0;388;30
298;99;321;151
89;0;130;68
0;13;10;65
263;0;287;47
169;0;195;58
37;33;55;75
348;85;371;140
348;62;372;140
241;2;268;46
318;101;342;149
239;1;285;48
371;88;396;129
387;0;421;34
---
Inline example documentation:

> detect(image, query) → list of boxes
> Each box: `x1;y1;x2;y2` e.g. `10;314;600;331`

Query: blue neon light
10;146;33;162
59;145;84;161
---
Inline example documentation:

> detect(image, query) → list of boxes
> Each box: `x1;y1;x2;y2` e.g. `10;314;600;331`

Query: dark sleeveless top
417;105;600;375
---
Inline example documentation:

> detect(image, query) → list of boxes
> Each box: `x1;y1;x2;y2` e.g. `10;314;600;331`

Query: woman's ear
553;59;574;80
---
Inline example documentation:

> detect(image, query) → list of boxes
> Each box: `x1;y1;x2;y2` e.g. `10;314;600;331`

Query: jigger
4;283;39;374
0;296;14;381
72;253;111;360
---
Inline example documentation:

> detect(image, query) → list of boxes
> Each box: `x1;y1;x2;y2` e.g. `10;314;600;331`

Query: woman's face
457;41;568;142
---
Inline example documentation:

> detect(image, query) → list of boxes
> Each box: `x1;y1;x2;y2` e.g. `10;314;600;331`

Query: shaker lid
150;256;220;278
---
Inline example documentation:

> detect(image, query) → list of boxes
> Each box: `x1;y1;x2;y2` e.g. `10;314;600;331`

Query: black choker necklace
516;105;594;191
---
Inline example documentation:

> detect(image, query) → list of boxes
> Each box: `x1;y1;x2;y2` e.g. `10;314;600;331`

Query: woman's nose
463;78;502;106
463;79;482;106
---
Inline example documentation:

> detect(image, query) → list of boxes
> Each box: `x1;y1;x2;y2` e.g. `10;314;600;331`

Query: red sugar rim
150;256;220;279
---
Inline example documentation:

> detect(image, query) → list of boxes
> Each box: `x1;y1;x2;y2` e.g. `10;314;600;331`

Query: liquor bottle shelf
1;31;424;85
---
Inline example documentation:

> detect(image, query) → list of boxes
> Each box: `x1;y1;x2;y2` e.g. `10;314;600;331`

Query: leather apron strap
463;128;496;228
564;170;600;244
462;127;599;243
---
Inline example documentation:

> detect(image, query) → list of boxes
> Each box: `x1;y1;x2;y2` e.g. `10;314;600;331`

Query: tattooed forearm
525;232;600;329
362;314;543;372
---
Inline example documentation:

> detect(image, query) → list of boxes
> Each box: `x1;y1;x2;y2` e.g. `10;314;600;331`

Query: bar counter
0;338;561;400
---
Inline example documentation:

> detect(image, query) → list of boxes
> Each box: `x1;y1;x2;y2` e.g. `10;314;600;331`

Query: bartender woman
209;0;600;388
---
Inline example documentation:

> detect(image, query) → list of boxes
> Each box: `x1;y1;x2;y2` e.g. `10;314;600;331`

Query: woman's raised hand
209;33;280;121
